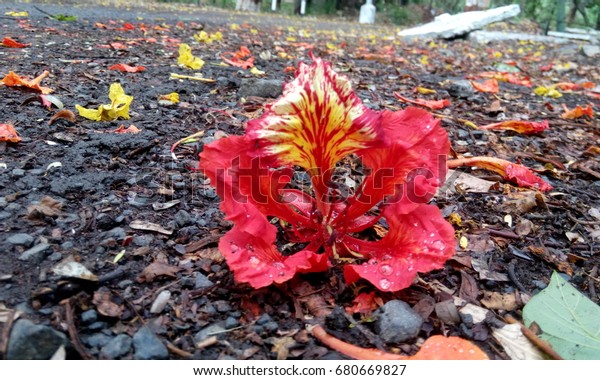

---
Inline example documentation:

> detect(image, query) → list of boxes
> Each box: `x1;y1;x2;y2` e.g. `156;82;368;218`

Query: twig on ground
507;260;529;294
0;310;16;360
504;314;563;360
567;211;600;226
166;341;194;359
61;299;93;360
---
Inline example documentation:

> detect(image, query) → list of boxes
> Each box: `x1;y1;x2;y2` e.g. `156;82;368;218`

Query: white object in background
359;0;376;24
300;0;306;15
271;0;277;11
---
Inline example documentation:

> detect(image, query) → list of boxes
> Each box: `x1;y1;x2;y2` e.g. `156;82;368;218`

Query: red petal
478;120;549;134
343;203;455;292
1;70;53;94
2;37;29;48
561;104;594;119
345;107;449;220
345;292;380;315
470;79;499;93
393;93;451;109
108;63;146;72
447;156;552;191
219;205;329;288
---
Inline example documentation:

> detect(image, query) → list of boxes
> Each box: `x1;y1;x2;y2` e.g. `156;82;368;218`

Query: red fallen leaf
447;156;552;192
2;36;30;48
108;63;146;73
345;292;381;315
393;92;451;109
111;124;140;133
1;70;53;94
561;104;594;119
310;325;488;360
116;22;135;31
580;81;595;89
109;42;128;50
221;46;254;69
0;123;21;143
586;91;600;100
478;120;549;134
176;21;184;28
470;79;499;93
540;63;553;72
555;82;579;91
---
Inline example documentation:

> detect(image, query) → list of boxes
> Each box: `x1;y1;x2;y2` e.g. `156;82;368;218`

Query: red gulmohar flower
199;55;455;292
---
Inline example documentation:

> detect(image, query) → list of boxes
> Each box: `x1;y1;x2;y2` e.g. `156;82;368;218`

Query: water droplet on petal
229;243;240;253
273;262;284;269
379;264;393;276
430;240;446;251
368;258;378;265
381;255;392;261
246;243;254;251
249;256;260;265
379;278;391;290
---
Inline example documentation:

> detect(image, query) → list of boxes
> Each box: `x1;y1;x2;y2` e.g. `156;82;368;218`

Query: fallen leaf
534;85;562;98
271;336;296;360
1;70;53;94
480;291;521;311
221;46;254;69
492;323;545;360
158;92;179;105
52;256;98;281
129;220;173;235
560;104;594;119
415;86;436;95
92;287;124;317
345;292;382;315
75;83;133;121
523;272;600;359
5;11;29;17
137;262;182;283
0;123;21;142
110;124;140;134
27;196;64;219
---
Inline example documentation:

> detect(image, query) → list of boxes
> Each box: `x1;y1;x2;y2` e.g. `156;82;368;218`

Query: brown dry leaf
137;262;182;283
413;295;435;319
0;302;21;323
472;254;509;281
459;271;479;303
434;300;461;325
480;291;521;311
514;218;535;236
27;196;64;220
48;109;76;125
500;192;542;215
129;220;173;235
184;247;224;264
485;99;505;115
92;288;124;317
492;324;545;360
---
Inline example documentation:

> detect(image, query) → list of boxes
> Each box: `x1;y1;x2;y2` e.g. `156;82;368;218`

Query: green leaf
493;62;521;73
52;14;77;21
523;272;600;359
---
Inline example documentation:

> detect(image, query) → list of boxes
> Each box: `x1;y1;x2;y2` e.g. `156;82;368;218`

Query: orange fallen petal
561;104;594;119
471;79;499;94
310;325;488;360
2;37;30;48
555;82;579;91
48;109;76;125
478;120;549;134
111;124;140;134
0;123;21;143
393;92;450;110
1;70;53;94
447;156;552;191
108;63;146;73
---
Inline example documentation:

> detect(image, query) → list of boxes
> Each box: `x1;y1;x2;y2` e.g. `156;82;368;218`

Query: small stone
448;80;475;98
173;181;185;190
29;168;45;176
7;319;70;359
0;197;7;209
11;169;25;178
47;252;63;262
104;227;126;241
224;316;239;329
86;321;109;331
238;78;284;98
582;44;600;57
18;243;52;263
174;210;193;227
96;213;116;230
194;323;225;343
101;334;132;359
374;300;423;344
82;333;113;348
256;313;273;325
133;326;168;360
194;273;214;290
80;309;98;325
7;233;35;247
132;234;153;247
213;300;231;313
150;290;171;314
262;321;279;333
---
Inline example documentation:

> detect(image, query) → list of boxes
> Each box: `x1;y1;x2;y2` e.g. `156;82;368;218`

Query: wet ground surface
0;0;599;360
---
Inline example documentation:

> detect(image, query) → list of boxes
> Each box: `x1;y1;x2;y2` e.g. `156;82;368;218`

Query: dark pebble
82;333;113;348
7;319;70;359
101;334;132;359
194;273;214;290
80;309;98;325
18;243;52;263
174;210;193;227
213;300;231;313
7;233;35;247
374;300;423;344
86;321;109;331
194;323;225;343
133;326;168;360
224;316;239;329
256;313;273;325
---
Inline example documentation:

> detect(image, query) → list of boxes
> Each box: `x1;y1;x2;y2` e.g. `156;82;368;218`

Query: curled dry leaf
470;79;499;93
52;258;98;281
561;104;594;119
137;262;182;283
478;120;549;134
0;123;21;143
393;92;451;109
92;288;124;317
48;109;76;125
1;70;53;94
110;124;140;133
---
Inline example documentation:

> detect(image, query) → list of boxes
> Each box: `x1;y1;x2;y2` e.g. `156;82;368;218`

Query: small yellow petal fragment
459;236;469;249
177;43;204;70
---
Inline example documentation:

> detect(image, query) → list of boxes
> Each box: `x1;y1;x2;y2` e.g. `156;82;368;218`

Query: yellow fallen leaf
459;236;469;249
533;85;562;98
75;83;133;121
177;43;204;70
415;86;436;95
159;92;179;103
230;23;239;30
